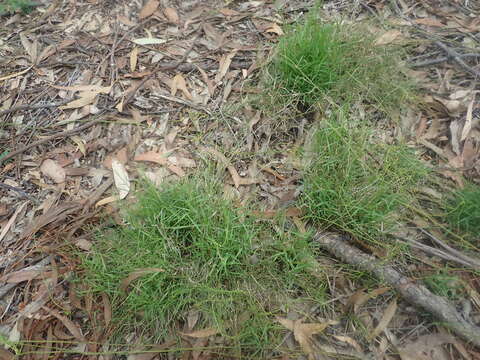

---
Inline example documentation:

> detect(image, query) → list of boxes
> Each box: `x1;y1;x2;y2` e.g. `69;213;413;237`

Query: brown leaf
200;147;240;188
216;51;237;82
102;293;112;327
43;306;85;341
75;238;92;251
398;333;455;360
164;7;179;24
277;317;333;359
346;287;390;314
374;30;402;45
40;159;66;183
368;298;397;339
134;151;168;165
130;47;138;72
0;348;15;360
167;164;186;177
171;74;193;100
333;335;363;353
139;0;159;19
168;156;196;168
180;328;219;338
120;268;164;293
219;8;240;16
104;147;129;169
20;33;38;64
59;91;98;110
415;18;444;27
1;269;43;283
461;93;476;141
127;341;176;360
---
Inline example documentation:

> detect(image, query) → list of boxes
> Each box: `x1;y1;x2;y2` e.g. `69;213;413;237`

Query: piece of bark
313;232;480;347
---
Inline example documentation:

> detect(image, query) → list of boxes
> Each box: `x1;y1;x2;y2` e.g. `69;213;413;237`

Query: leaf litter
0;0;479;358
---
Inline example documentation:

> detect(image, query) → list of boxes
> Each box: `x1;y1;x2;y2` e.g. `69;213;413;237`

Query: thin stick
0;99;72;117
435;41;480;77
419;228;480;270
410;53;480;68
314;231;480;346
0;118;103;165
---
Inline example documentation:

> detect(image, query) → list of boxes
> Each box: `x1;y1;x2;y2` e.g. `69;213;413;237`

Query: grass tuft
423;271;463;300
301;109;427;246
447;184;480;238
0;0;35;14
267;13;414;113
81;174;324;354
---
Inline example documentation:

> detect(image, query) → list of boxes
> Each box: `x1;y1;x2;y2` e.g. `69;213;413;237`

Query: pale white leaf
133;38;166;45
112;159;130;199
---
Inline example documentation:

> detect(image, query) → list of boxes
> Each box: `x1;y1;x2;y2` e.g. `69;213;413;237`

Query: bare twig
410;53;480;68
109;20;120;85
152;94;211;114
157;60;252;73
0;99;72;118
434;41;480;77
419;228;480;270
0;118;104;165
314;232;480;347
397;236;478;269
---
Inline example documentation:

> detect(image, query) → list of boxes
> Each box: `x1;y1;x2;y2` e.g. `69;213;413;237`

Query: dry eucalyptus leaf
134;151;168;165
132;38;166;45
59;92;97;110
130;46;138;72
111;159;130;199
277;317;334;359
461;94;476;141
170;74;193;100
120;268;164;293
368;298;397;339
40;159;66;183
216;51;237;82
179;328;219;338
164;7;179;24
398;333;454;360
374;30;402;45
139;0;159;19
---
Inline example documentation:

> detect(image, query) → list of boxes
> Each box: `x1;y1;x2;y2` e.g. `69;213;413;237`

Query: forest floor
1;0;480;359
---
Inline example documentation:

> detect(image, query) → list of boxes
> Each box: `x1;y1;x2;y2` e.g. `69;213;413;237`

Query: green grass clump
423;272;463;300
268;14;413;111
0;0;35;14
447;184;480;237
82;175;324;354
301;110;427;246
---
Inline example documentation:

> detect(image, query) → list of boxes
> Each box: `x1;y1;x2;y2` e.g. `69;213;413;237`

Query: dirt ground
0;0;479;359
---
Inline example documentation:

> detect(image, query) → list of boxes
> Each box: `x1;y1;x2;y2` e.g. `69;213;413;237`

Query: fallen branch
313;232;480;347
